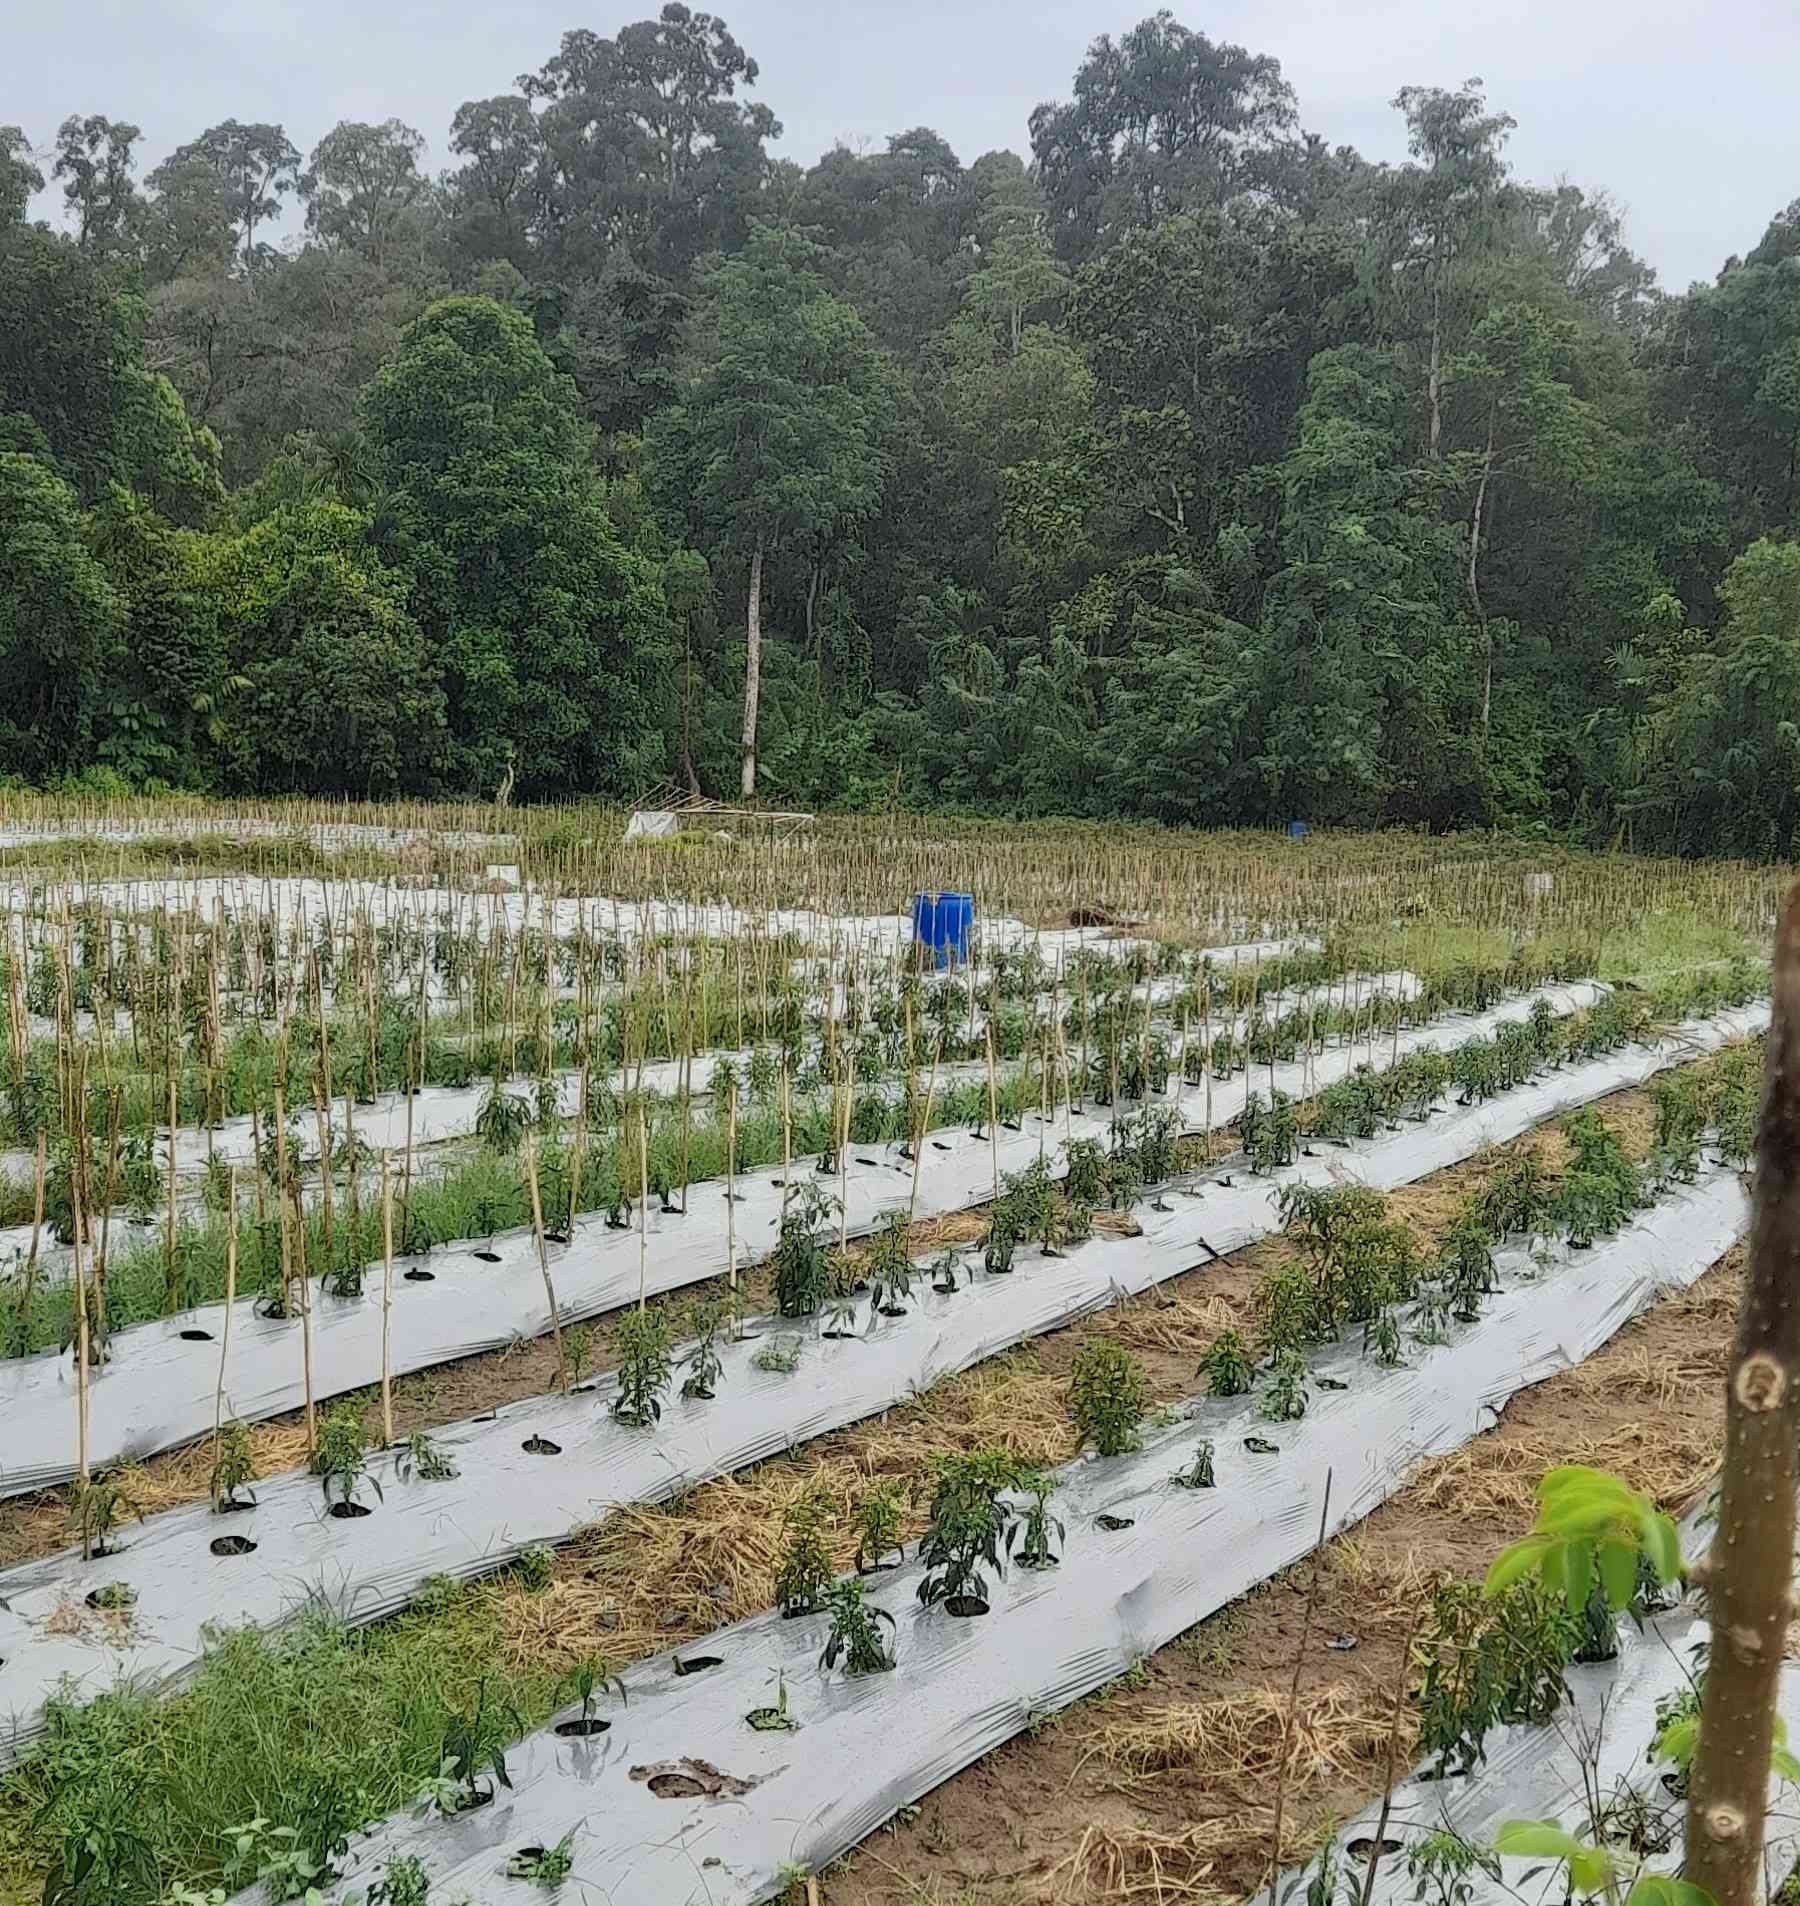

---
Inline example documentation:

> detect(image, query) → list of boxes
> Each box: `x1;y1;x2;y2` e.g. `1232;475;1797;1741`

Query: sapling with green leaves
1197;1326;1255;1397
771;1179;837;1317
916;1447;1026;1612
680;1298;725;1400
210;1418;258;1512
312;1402;381;1515
774;1484;837;1615
819;1576;897;1676
474;1081;532;1155
395;1428;458;1483
612;1305;673;1425
866;1209;915;1314
853;1479;907;1572
68;1471;138;1559
1016;1474;1064;1568
556;1652;626;1734
1260;1346;1310;1423
1069;1338;1148;1455
424;1681;520;1814
507;1831;576;1888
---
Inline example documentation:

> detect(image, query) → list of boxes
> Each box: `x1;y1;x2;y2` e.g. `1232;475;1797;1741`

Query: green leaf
1629;1878;1716;1906
1492;1821;1585;1860
1483;1534;1548;1597
1597;1538;1638;1609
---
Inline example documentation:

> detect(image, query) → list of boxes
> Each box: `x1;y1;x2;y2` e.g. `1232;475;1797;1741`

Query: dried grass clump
1081;1685;1402;1786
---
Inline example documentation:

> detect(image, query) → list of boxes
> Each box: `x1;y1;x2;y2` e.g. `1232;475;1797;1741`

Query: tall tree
645;224;895;796
1030;12;1296;261
156;120;301;273
520;3;778;278
51;114;143;263
301;119;429;268
0;125;43;226
446;95;542;267
0;451;123;780
1371;79;1522;460
361;294;673;797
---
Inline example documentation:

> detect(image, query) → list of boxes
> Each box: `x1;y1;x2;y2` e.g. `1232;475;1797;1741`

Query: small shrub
680;1299;725;1400
774;1485;836;1616
612;1306;673;1426
312;1404;380;1515
917;1447;1027;1610
516;1544;556;1592
852;1479;907;1572
1196;1327;1255;1397
1259;1347;1309;1423
819;1577;896;1676
507;1830;576;1887
395;1429;458;1484
209;1420;258;1512
1069;1339;1148;1456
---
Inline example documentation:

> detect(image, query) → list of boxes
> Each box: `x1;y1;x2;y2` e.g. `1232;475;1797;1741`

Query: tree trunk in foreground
741;531;764;800
1688;881;1800;1906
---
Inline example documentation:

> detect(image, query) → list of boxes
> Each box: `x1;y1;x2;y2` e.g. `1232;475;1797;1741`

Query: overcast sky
10;0;1795;292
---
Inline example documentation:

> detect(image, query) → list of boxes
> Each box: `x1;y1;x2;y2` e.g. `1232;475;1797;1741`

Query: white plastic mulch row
258;1160;1751;1906
1;871;1311;966
0;969;1417;1182
1297;1508;1800;1906
0;982;1608;1498
0;1001;1759;1771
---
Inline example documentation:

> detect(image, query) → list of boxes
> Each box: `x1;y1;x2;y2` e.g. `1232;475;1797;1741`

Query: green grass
0;1586;556;1904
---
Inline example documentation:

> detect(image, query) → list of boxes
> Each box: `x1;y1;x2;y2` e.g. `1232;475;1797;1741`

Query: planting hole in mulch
473;1249;503;1263
878;1303;908;1317
210;1535;257;1557
855;1156;880;1167
178;1328;214;1342
1096;1513;1135;1531
523;1435;562;1455
944;1594;990;1618
633;1757;760;1800
1348;1837;1404;1860
328;1501;373;1520
404;1268;435;1282
87;1584;137;1610
555;1717;611;1738
672;1654;724;1676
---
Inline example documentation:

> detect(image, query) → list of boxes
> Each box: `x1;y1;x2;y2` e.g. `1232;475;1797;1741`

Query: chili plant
312;1403;380;1516
1197;1327;1255;1397
680;1299;725;1400
819;1577;897;1676
1069;1338;1148;1456
210;1419;258;1512
774;1485;837;1616
612;1306;673;1426
853;1479;907;1572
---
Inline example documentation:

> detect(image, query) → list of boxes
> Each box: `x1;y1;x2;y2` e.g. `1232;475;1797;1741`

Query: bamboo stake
164;1065;180;1314
636;1102;650;1310
524;1132;566;1369
212;1169;238;1467
19;1131;46;1337
726;1082;740;1329
379;1151;395;1446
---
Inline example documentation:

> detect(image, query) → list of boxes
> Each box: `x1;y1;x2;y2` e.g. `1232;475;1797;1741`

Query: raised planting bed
0;1001;1759;1767
0;983;1614;1495
268;1165;1749;1906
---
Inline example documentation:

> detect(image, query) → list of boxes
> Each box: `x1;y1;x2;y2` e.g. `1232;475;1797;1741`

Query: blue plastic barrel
1287;819;1309;840
912;890;974;969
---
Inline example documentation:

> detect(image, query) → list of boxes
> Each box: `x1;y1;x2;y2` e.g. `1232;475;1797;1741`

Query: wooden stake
213;1169;238;1466
726;1082;740;1329
636;1101;651;1310
379;1150;395;1446
524;1133;566;1370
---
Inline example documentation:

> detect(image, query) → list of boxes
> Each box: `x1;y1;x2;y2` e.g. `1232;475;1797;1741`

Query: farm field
0;796;1780;1906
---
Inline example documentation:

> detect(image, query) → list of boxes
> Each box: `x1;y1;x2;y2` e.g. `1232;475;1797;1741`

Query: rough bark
1687;882;1800;1906
741;530;763;800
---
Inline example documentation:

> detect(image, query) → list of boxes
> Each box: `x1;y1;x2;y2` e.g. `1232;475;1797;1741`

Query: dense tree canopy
3;9;1800;852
